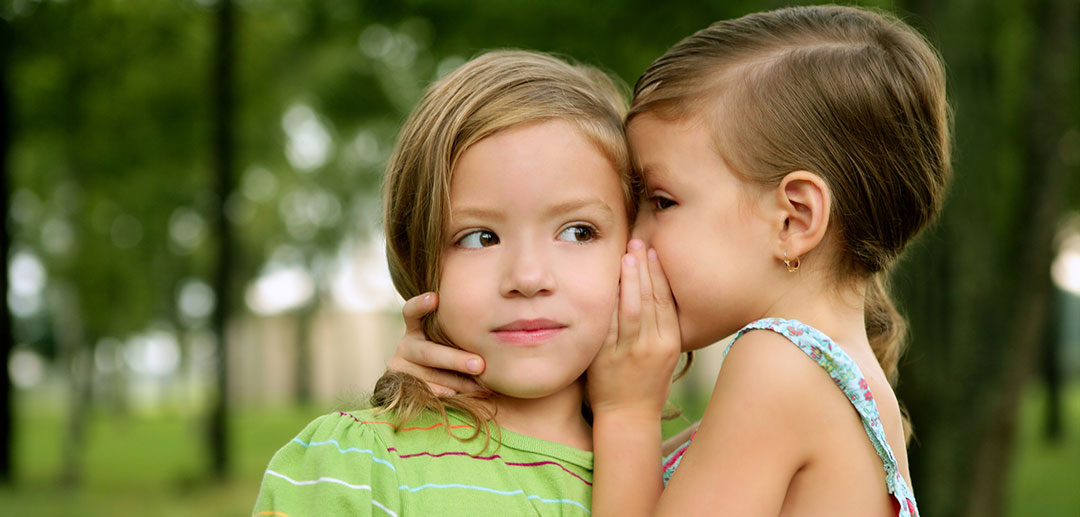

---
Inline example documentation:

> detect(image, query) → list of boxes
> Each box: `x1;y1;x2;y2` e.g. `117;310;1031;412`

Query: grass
1007;382;1080;516
0;383;1076;516
0;403;322;517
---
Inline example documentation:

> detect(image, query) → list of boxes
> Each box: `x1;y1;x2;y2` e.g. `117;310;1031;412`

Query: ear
773;171;830;262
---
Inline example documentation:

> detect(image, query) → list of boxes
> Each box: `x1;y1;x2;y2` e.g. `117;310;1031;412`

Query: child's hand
589;240;681;515
588;240;681;418
386;292;488;396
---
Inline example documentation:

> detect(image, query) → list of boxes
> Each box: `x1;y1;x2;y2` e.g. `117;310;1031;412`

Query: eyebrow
451;207;504;222
543;198;615;220
450;198;616;223
636;164;663;183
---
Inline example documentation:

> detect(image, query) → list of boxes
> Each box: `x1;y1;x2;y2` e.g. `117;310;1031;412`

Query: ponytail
864;272;913;441
865;272;906;384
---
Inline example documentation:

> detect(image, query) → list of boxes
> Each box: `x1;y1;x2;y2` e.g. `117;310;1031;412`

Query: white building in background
230;233;405;405
228;308;403;406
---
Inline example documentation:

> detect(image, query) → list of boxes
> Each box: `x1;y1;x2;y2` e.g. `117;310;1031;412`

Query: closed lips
492;319;567;344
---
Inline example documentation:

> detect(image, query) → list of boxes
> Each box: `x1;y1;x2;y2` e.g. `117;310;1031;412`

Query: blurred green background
1;1;1078;516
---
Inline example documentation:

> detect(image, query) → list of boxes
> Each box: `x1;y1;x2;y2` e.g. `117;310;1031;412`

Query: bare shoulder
714;329;853;446
723;329;817;370
719;329;837;402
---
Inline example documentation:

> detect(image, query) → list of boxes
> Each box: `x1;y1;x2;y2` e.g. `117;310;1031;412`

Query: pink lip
492;319;567;345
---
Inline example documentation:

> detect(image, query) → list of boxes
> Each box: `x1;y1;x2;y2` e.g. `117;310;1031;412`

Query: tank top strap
724;318;918;516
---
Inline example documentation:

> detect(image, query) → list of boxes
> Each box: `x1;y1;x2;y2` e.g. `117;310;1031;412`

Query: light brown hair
629;5;951;435
375;50;632;442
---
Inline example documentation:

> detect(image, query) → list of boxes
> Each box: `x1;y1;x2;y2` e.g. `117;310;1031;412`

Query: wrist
592;399;665;418
592;406;663;428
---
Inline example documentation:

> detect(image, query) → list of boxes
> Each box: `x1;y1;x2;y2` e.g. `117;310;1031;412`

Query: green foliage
9;0;210;345
4;0;783;349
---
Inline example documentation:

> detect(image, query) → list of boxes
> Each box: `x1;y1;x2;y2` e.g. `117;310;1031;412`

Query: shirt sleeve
253;412;401;516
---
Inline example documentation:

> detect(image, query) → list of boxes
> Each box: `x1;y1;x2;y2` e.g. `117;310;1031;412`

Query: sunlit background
1;1;1077;516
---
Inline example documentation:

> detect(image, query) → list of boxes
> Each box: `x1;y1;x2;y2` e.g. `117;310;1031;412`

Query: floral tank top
660;318;919;517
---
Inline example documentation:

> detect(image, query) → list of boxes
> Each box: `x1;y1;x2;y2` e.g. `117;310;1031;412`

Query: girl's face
628;113;776;350
437;119;629;399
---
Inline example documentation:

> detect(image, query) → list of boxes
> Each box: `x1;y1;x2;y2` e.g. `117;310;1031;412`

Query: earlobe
775;171;830;263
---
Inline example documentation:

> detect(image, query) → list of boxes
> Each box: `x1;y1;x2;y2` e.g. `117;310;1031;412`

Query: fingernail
648;248;658;261
466;359;482;373
624;254;638;267
628;239;644;250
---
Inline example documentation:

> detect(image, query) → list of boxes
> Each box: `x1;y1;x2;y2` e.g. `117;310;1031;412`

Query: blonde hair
375;50;632;442
630;6;951;436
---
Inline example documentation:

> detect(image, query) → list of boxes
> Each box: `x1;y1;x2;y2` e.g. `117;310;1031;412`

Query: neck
488;380;593;451
760;265;871;356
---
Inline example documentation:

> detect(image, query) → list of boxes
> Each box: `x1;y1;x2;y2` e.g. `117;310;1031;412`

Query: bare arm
655;331;816;515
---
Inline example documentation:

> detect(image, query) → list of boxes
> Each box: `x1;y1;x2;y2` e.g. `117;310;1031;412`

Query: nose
499;242;555;298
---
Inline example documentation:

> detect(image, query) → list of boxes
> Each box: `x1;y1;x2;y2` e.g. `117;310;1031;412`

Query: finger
387;356;487;395
428;383;457;397
401;292;438;336
618;253;642;350
425;370;488;395
647;248;679;341
395;336;486;376
602;299;619;350
629;240;657;341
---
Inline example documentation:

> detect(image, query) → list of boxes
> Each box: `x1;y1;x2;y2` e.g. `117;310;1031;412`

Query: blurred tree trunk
1040;289;1064;442
896;0;1078;515
209;0;237;480
0;16;14;486
58;340;92;487
56;2;94;487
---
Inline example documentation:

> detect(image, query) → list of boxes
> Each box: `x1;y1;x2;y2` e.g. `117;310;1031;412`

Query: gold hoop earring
783;252;800;273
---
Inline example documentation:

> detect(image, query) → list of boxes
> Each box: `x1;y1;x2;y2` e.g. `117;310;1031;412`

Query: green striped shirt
253;409;593;516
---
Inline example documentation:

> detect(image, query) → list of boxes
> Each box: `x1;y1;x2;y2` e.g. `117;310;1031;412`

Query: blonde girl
254;50;638;516
393;5;949;516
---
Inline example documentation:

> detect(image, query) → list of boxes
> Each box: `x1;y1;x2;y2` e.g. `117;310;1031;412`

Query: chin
480;373;578;400
680;322;730;352
678;310;738;351
484;383;558;400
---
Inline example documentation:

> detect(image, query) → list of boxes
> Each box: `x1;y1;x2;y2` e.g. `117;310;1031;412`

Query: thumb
402;292;437;336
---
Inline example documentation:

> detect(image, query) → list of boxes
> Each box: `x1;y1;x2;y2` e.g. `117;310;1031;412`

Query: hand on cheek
587;239;681;417
386;292;489;396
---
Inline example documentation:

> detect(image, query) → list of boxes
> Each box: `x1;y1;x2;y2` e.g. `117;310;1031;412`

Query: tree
6;0;212;485
209;0;237;480
0;15;14;485
895;0;1079;515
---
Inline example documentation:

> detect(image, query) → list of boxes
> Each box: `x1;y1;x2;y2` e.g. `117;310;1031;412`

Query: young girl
392;6;949;516
253;50;642;516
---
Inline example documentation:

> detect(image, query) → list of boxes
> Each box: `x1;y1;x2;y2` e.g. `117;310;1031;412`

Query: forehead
449;119;628;216
628;114;715;169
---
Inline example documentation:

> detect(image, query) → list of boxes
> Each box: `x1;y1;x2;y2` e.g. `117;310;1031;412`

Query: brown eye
458;230;499;248
557;225;597;243
651;196;676;211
